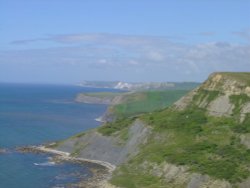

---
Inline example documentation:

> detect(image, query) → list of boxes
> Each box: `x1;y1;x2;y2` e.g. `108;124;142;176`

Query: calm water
0;83;110;188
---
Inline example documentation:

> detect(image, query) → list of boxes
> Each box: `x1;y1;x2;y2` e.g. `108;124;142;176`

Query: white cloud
98;59;108;64
128;60;139;65
147;51;165;61
3;33;250;82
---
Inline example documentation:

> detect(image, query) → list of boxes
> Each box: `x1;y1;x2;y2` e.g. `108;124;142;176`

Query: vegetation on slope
233;113;250;133
143;108;250;182
111;90;189;118
71;73;250;188
229;94;250;115
193;89;221;106
84;92;121;99
98;117;135;136
97;90;190;139
110;107;250;187
219;72;250;85
110;79;250;187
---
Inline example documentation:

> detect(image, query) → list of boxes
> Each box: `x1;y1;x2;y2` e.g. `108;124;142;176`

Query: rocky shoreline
0;148;8;154
16;145;116;188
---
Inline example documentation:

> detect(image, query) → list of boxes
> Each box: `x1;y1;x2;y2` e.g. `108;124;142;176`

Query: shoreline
16;145;117;187
95;116;106;123
30;146;116;172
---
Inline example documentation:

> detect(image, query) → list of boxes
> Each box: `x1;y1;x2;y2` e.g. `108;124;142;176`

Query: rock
238;177;250;188
0;148;7;154
55;119;151;165
240;134;250;149
240;102;250;122
207;94;234;117
16;146;48;154
174;73;250;120
187;174;209;188
144;162;231;188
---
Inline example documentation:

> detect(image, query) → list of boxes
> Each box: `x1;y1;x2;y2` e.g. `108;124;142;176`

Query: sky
0;0;250;84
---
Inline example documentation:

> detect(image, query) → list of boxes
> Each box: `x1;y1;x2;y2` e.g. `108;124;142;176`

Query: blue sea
0;83;111;188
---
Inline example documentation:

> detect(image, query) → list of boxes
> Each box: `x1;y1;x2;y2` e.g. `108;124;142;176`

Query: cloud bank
1;33;250;83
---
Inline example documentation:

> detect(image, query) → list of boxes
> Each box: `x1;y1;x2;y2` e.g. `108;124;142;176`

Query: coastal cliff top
202;72;250;94
210;72;250;84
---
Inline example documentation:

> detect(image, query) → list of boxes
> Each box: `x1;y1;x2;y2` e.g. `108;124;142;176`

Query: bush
98;118;134;136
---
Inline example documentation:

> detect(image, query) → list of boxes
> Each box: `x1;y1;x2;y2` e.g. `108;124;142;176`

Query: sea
0;83;113;188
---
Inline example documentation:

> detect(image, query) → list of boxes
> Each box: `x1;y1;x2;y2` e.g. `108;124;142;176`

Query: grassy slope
81;90;190;119
97;90;190;138
215;72;250;85
111;90;189;118
70;75;250;187
111;111;250;188
84;92;122;99
110;84;250;187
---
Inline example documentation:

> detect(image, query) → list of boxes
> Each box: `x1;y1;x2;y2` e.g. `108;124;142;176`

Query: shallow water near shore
0;83;111;188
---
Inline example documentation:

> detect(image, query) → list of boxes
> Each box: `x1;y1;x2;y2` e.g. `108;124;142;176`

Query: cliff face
174;72;250;121
202;73;250;94
54;119;151;165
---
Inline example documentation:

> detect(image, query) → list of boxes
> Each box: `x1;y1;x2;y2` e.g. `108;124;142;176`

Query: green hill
76;89;193;120
110;90;190;118
52;72;250;188
110;72;250;188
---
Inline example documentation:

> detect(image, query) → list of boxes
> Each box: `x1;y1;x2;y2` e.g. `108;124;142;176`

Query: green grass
143;108;250;182
84;92;121;99
98;117;135;136
111;107;250;187
192;89;220;106
96;89;193;137
111;166;163;188
219;72;250;85
71;132;86;138
229;94;250;115
232;113;250;133
112;90;189;118
108;73;250;187
118;127;130;141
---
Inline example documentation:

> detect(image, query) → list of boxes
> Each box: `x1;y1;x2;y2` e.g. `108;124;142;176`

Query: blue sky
1;0;250;83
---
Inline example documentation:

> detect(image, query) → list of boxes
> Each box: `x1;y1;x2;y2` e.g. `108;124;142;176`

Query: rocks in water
16;146;48;154
0;148;7;154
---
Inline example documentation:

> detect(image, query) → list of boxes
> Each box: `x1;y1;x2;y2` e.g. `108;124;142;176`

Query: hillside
109;72;250;188
175;72;250;120
75;92;122;104
76;90;190;121
108;90;191;118
51;72;250;188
